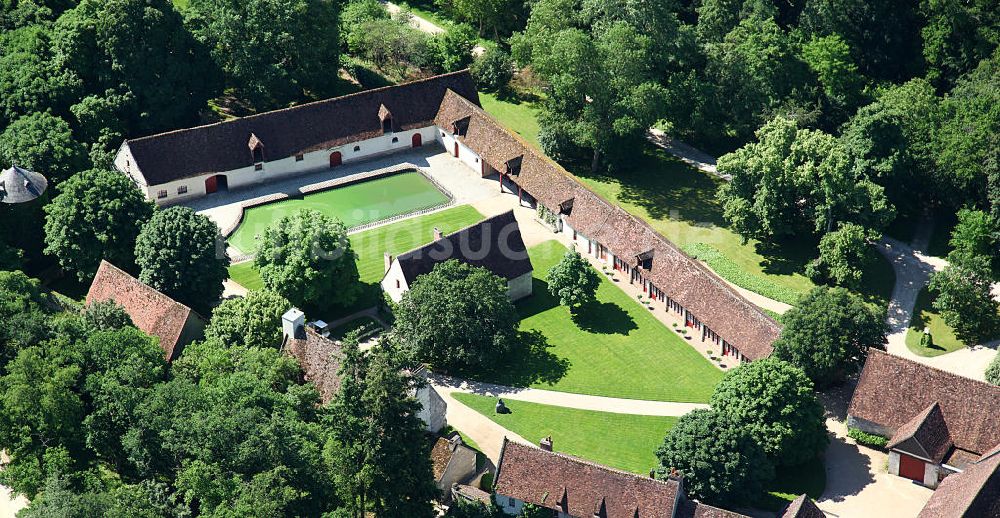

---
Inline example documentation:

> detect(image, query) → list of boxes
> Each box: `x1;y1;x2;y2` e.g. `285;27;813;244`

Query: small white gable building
381;210;533;303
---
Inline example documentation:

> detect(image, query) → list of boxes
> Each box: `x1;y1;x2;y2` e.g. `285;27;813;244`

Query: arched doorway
412;133;422;147
454;142;459;157
330;151;342;168
205;174;228;194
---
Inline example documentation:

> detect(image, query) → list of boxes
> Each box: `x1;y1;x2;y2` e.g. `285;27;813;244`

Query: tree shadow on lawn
464;329;570;388
570;300;637;336
514;278;560;320
754;239;817;278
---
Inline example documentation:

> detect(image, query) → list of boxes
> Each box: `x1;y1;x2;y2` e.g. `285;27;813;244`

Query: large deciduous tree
717;116;894;243
511;0;693;171
134;207;229;315
928;259;999;344
655;408;773;506
710;358;829;466
947;208;999;273
254;209;361;311
53;0;221;135
44;169;155;281
547;249;600;308
806;222;876;289
0;25;82;125
186;0;340;110
0;112;88;185
772;286;887;387
204;290;291;349
920;0;1000;87
393;260;518;371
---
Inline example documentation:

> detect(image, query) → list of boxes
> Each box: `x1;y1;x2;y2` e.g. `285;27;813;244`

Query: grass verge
470;240;722;402
453;392;677;474
905;287;966;356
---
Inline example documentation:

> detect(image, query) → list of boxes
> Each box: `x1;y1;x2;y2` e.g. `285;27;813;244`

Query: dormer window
378;104;393;134
248;133;265;165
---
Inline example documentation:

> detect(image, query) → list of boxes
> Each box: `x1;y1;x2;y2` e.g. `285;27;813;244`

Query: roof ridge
129;70;474;144
97;260;198;316
394;209;516;260
504;440;680;490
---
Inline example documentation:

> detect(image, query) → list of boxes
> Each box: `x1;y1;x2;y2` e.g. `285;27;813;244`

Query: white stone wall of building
416;385;447;433
120;127;439;205
888;450;900;476
507;272;533;301
923;461;939;488
497;495;524;515
381;260;409;303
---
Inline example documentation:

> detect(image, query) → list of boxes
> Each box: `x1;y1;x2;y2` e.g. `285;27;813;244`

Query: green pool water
227;170;449;254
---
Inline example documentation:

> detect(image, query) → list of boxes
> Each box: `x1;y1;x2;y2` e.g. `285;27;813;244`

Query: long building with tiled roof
116;70;781;362
848;349;1000;489
494;438;747;518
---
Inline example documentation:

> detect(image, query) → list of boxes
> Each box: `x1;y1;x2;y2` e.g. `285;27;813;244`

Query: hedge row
683;243;802;306
847;427;888;449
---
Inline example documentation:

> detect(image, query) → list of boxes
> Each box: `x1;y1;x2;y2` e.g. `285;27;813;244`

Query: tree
44;169;155;281
429;23;476;73
0;112;88;185
327;337;437;517
254;209;361;311
840;79;943;214
393;260;518;371
547;249;600;307
935;50;1000;209
53;0;220;135
655;408;773;506
0;270;50;370
929;260;999;343
82;300;134;332
204;290;290;350
710;358;828;465
800;34;863;113
920;0;1000;87
187;0;340;110
446;498;503;518
806;222;875;289
445;0;522;39
717;116;894;242
134;207;229;315
986;353;1000;386
0;25;82;125
947;208;999;273
772;286;887;387
471;46;514;94
0;346;85;497
511;0;692;170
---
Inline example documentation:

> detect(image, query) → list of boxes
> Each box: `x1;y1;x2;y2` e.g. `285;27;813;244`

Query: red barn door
899;454;925;482
330;151;342;167
412;133;422;147
205;175;218;194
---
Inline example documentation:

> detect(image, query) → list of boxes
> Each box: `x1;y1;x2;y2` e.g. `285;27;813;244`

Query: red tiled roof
887;402;953;463
848;349;1000;456
494;439;682;518
675;499;749;518
918;443;1000;518
779;494;825;518
435;92;781;359
86;260;203;360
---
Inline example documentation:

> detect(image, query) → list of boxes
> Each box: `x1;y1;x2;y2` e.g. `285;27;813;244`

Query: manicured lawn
226;205;484;319
228;171;449;254
453;393;677;474
470;240;722;402
329;316;382;340
905;287;966;356
479;92;543;150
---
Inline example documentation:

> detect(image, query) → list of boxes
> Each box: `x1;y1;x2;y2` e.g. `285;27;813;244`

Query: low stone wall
846;415;894;440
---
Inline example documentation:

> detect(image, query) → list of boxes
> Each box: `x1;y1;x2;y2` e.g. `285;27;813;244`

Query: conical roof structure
0;164;48;204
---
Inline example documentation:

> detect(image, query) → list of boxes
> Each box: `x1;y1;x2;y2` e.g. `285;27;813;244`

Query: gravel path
429;374;709;417
382;1;486;55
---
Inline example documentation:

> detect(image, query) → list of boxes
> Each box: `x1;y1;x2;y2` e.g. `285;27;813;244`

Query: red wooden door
899;454;925;482
330;151;342;167
454;142;459;157
205;175;218;194
412;133;422;147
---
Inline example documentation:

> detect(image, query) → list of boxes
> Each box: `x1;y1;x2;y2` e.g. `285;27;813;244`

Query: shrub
848;427;888;448
471;46;514;93
986;353;1000;386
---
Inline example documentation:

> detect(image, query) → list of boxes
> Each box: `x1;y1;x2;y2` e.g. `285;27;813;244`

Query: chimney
433;227;442;240
281;308;305;340
540;436;553;451
384;251;393;273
